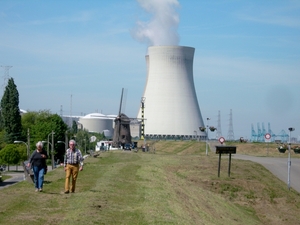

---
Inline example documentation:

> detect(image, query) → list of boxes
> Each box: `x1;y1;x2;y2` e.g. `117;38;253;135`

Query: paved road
209;142;300;193
233;154;300;193
0;165;54;190
0;172;25;189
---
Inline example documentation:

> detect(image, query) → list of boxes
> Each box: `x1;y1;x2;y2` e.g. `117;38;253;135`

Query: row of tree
0;78;105;166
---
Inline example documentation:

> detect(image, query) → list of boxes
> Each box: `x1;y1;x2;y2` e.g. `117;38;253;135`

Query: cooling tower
137;45;206;138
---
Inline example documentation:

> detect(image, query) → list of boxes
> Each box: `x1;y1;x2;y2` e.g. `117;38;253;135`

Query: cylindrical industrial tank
137;45;206;138
78;113;114;137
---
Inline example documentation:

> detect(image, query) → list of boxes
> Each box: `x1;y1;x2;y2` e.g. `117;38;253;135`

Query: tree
87;131;106;151
72;120;78;134
0;78;23;143
0;130;6;149
75;129;90;154
0;109;3;131
21;110;68;161
14;144;27;161
0;144;21;165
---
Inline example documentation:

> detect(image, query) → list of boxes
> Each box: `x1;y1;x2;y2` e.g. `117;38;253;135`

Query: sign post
218;137;225;145
216;146;236;177
264;133;271;155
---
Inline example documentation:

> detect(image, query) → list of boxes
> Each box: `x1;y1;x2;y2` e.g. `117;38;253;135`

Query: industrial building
77;113;116;138
20;46;207;141
137;45;206;139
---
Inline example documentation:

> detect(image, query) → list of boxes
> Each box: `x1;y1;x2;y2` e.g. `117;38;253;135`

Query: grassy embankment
0;141;300;225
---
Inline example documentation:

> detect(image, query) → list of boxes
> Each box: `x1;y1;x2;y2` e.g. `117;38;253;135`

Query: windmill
112;88;132;148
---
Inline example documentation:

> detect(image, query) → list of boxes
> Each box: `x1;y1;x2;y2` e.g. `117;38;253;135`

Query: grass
0;174;10;181
0;140;300;224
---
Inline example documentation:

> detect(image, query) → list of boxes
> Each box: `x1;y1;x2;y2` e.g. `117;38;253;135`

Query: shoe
35;189;39;192
39;189;42;192
64;191;69;194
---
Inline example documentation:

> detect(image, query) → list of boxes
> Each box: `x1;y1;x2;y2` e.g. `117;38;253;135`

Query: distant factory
60;113;140;140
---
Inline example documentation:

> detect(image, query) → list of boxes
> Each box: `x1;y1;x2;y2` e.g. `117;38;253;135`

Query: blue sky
0;0;299;140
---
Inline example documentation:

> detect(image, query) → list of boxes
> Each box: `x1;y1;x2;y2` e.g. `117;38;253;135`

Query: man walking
64;140;84;194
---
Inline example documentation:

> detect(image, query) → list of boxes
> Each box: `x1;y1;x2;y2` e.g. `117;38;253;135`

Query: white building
137;46;206;139
77;113;116;138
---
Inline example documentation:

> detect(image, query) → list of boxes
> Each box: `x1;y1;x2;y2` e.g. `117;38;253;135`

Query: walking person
64;139;84;194
27;141;48;192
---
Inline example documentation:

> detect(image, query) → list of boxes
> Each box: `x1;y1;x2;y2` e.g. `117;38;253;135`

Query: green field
0;141;300;225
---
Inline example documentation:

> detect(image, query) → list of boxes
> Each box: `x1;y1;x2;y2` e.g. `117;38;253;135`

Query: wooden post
218;153;221;177
228;153;232;177
216;146;236;178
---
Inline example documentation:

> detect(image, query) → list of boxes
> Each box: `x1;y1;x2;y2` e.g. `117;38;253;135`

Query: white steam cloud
132;0;180;46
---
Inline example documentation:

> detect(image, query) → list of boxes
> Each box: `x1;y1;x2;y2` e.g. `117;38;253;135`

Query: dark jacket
29;150;48;168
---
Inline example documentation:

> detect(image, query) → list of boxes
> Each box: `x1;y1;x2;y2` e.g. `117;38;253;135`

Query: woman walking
27;141;48;192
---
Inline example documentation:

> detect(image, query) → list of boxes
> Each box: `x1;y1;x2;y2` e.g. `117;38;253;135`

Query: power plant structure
137;45;206;140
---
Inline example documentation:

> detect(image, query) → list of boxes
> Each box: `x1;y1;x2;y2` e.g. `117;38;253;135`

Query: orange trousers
65;164;79;192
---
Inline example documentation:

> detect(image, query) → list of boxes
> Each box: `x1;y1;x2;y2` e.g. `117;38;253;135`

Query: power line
0;65;12;92
216;110;222;139
227;109;235;141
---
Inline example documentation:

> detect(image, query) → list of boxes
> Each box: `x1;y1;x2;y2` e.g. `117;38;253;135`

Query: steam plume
132;0;180;46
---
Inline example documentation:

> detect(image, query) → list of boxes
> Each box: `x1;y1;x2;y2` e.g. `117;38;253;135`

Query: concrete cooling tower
137;45;206;139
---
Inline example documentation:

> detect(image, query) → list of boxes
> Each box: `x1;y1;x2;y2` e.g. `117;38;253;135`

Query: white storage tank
78;113;114;137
